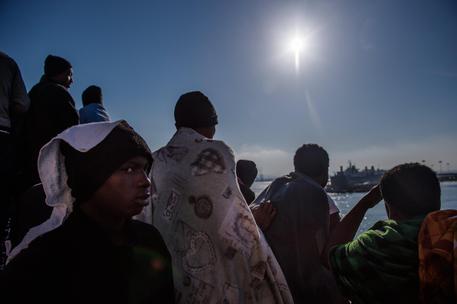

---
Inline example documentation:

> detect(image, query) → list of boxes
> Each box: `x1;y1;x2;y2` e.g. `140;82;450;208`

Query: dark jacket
1;209;175;304
23;77;79;186
253;172;341;304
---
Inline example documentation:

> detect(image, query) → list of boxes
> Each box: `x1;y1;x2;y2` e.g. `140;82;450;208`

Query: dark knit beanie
61;121;152;204
44;55;72;77
236;160;258;188
174;91;218;128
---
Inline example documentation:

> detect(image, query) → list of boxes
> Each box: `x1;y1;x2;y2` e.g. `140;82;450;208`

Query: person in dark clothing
0;51;30;269
1;121;174;304
236;159;258;204
8;183;51;248
252;144;344;303
22;54;79;189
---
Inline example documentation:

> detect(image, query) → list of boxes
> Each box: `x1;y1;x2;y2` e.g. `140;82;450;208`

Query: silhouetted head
236;160;258;188
380;163;440;220
82;85;103;106
44;54;73;88
174;91;218;139
294;144;329;187
61;121;152;217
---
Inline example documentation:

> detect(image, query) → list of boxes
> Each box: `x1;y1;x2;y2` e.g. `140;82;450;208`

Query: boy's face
91;156;151;219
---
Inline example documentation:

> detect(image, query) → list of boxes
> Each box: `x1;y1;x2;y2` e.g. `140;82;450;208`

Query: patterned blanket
418;209;457;303
151;128;293;303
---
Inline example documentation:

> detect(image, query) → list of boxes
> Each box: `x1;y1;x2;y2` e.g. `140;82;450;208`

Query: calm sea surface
252;181;457;235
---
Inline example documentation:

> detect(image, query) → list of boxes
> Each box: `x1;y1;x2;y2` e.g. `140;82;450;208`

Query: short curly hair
380;163;440;217
293;144;329;177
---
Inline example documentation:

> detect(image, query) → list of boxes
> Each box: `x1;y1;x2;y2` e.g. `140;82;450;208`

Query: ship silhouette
327;161;385;193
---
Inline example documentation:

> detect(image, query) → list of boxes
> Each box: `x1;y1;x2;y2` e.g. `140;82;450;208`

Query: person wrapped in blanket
150;91;293;303
325;163;441;304
1;121;174;304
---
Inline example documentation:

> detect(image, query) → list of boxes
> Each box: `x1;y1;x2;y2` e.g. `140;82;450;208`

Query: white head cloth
151;128;293;303
7;121;124;263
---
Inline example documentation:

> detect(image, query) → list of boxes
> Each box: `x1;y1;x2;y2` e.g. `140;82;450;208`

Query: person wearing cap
1;121;174;304
79;85;111;124
22;54;79;189
150;91;293;303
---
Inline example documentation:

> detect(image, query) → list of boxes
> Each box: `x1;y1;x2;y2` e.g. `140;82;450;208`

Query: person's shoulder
48;83;70;95
288;175;326;197
131;219;159;234
34;221;75;245
10;223;71;264
131;220;169;250
95;103;107;110
198;138;235;164
0;52;18;70
202;138;232;153
335;220;391;255
28;81;46;96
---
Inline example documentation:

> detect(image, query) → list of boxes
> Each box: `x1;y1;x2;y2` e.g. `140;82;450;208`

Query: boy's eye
120;166;136;173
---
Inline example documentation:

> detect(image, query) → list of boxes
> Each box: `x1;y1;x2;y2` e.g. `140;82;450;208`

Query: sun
286;31;311;72
289;36;304;54
289;36;303;71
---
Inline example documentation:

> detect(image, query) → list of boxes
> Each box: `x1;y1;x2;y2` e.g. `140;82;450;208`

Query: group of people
0;51;455;303
0;52;111;259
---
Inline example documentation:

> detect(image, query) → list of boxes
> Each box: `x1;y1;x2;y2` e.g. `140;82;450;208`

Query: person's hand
361;184;382;208
250;201;277;231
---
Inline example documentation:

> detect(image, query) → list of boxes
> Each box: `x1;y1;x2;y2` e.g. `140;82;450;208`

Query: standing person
326;163;441;304
23;54;79;188
0;51;30;269
151;91;293;303
236;159;258;204
79;85;110;124
252;144;343;303
2;121;174;304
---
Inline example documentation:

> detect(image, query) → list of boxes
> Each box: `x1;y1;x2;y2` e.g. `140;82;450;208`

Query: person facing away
1;121;174;304
326;163;441;304
79;85;110;124
252;144;343;303
150;91;293;303
0;51;30;268
23;54;79;188
236;159;258;204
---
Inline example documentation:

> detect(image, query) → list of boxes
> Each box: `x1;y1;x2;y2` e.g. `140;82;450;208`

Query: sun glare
285;30;311;72
289;36;304;54
290;36;303;71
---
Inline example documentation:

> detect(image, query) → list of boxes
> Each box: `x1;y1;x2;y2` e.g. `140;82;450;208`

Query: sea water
252;181;457;235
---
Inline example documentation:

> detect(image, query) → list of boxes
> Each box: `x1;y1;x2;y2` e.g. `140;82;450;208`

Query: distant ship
327;162;385;193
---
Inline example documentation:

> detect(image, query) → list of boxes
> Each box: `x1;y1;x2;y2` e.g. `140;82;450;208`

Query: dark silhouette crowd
0;52;455;304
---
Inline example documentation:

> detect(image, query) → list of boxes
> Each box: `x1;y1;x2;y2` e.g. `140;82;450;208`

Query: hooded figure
150;91;293;303
2;120;174;304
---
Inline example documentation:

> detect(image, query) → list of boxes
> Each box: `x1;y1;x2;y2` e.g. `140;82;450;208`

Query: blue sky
1;0;456;176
